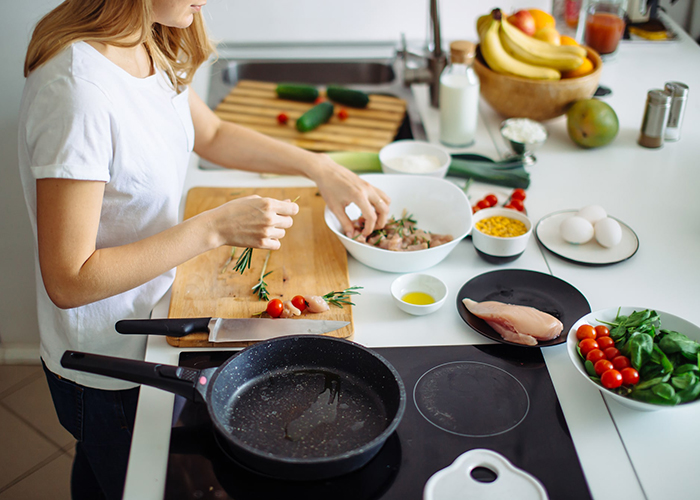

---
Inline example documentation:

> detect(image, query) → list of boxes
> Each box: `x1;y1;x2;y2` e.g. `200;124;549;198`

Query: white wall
0;0;693;358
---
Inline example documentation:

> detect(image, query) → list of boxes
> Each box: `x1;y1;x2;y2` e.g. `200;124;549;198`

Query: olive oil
402;291;435;305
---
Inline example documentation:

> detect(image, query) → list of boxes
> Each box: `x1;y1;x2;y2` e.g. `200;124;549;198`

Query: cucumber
276;83;319;103
326;85;370;108
327;152;382;173
296;102;334;132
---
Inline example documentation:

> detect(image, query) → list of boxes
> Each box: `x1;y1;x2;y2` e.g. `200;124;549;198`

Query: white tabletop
123;16;700;500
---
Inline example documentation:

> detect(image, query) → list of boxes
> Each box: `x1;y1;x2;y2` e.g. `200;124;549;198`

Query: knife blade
115;317;350;342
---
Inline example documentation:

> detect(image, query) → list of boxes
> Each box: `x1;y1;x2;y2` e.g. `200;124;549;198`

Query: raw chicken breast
304;295;330;313
462;298;563;346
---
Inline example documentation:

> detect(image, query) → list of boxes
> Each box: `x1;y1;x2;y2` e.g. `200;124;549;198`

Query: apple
507;10;536;36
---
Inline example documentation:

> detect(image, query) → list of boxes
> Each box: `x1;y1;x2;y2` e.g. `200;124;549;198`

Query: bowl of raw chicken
324;174;473;273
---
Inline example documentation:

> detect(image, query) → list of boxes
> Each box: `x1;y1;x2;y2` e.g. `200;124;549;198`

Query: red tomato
476;199;491;210
594;359;614;376
511;188;526;201
509;199;525;212
594;325;610;337
484;194;498;207
596;336;615;350
579;338;599;356
338;109;349;120
291;295;307;312
621;367;640;386
503;203;515;210
601;369;623;389
612;355;631;370
472;206;480;214
576;324;597;341
276;112;289;125
266;298;283;318
586;349;606;363
314;96;325;104
604;347;621;360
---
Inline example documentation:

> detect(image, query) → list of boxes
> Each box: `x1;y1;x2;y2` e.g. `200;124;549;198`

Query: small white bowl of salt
500;118;548;165
379;140;451;178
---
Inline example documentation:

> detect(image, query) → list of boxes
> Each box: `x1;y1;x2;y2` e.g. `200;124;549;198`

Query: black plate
456;269;591;347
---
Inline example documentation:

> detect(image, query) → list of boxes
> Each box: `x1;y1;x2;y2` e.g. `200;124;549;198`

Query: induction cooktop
164;344;591;500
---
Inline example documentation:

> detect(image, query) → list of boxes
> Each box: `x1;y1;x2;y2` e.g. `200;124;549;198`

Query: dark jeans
42;359;140;500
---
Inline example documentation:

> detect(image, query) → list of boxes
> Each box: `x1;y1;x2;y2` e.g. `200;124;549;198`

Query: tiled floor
0;364;73;499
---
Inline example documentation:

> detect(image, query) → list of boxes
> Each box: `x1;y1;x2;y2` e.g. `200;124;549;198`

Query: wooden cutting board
213;80;407;153
166;186;353;347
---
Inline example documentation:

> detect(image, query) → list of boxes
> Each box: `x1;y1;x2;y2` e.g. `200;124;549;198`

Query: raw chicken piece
462;298;563;346
280;300;302;318
304;295;330;313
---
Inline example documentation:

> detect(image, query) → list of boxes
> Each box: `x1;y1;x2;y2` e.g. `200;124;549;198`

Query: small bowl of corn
471;207;532;263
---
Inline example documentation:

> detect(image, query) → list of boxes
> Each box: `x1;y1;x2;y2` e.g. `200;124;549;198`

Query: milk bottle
439;41;480;147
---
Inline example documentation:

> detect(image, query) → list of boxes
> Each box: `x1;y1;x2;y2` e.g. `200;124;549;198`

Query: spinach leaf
651;382;677;401
584;360;597;377
674;364;699;375
659;331;700;359
628;332;654;370
651;345;674;374
677;381;700;403
635;374;669;391
671;372;698;391
630;388;680;406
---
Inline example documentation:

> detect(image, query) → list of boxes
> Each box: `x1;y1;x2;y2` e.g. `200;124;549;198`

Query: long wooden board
166;186;352;347
213;80;407;153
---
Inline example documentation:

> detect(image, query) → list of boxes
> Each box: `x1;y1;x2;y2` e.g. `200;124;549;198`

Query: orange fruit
528;9;556;31
560;35;579;46
562;57;594;78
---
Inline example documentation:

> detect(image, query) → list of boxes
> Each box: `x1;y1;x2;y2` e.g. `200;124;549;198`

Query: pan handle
60;351;204;401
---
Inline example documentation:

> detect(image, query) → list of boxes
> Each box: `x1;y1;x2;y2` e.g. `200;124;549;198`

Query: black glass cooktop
164;344;591;500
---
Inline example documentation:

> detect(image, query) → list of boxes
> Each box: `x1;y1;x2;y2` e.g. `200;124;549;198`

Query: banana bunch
477;9;587;80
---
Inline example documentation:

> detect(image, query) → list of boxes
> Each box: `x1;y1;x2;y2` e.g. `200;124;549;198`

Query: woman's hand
205;195;299;250
309;154;391;237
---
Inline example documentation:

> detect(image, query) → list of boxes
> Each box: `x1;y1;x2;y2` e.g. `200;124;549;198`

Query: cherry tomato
594;325;610;337
594;359;614;376
621;367;640;386
612;355;631;370
576;324;597;341
596;336;615;350
338;109;349;120
476;199;491;210
601;369;623;389
266;298;283;318
503;203;515;210
484;194;498;207
472;206;480;214
578;338;599;357
276;112;289;125
314;96;326;104
586;349;606;363
604;347;621;360
291;295;307;312
511;188;526;201
509;199;525;212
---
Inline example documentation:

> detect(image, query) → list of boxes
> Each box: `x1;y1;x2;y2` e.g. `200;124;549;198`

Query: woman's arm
189;88;391;237
36;177;297;309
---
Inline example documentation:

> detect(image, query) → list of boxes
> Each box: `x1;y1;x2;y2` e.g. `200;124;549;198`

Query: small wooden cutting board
213;80;407;153
166;186;353;347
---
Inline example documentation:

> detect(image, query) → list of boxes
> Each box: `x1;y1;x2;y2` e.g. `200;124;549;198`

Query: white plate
535;210;639;266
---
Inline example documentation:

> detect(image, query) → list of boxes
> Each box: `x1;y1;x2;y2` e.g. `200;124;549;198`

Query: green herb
220;247;236;274
251;250;272;301
322;286;363;308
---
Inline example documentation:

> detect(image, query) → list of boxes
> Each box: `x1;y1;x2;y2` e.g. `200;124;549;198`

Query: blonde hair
24;0;215;90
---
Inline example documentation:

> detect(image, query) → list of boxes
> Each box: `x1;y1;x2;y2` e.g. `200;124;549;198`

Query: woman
19;1;390;498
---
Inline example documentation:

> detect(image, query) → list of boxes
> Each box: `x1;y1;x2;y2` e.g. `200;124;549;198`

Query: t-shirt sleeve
24;77;115;182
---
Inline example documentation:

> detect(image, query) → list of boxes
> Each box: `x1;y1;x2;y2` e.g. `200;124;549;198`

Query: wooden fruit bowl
474;46;603;121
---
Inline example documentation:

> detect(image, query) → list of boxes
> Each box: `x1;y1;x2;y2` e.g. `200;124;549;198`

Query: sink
200;42;426;168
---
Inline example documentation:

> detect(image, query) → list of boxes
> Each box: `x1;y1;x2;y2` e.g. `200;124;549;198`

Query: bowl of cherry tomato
567;307;700;411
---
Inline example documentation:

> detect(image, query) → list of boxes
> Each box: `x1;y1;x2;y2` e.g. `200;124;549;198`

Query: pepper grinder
638;89;671;149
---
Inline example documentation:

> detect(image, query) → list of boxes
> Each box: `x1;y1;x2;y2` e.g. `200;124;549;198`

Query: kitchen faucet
398;0;447;108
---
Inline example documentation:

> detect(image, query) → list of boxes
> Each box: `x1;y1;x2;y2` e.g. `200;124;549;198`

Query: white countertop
123;18;700;500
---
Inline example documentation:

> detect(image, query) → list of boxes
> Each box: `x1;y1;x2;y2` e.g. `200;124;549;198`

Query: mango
566;99;619;148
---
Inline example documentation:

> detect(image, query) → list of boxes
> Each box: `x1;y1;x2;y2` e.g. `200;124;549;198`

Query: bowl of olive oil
391;273;448;316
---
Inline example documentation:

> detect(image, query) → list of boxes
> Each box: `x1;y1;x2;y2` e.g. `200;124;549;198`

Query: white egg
577;205;607;224
595;217;622;248
560;216;595;244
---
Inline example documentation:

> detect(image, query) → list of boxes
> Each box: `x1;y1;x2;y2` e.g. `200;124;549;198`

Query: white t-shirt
18;42;193;389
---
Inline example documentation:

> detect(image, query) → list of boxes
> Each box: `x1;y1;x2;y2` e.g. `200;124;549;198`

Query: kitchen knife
115;317;350;342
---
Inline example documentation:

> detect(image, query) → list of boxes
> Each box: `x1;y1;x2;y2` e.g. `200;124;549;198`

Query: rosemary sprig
220;247;237;274
322;286;363;308
251;250;272;301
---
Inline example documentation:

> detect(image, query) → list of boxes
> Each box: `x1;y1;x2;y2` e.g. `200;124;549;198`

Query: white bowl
391;273;448;316
324;174;472;273
471;207;532;263
379;140;451;178
567;307;700;411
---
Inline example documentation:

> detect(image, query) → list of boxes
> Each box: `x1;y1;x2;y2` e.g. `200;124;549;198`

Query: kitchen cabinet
123;12;700;500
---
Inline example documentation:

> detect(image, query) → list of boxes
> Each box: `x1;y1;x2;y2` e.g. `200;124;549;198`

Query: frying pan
60;335;406;480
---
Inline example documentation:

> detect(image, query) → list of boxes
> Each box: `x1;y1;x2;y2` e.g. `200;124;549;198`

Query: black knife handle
115;318;212;337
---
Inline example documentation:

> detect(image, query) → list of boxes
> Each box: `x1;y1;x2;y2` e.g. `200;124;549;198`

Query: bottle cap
664;81;689;98
647;89;671;106
449;41;476;64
